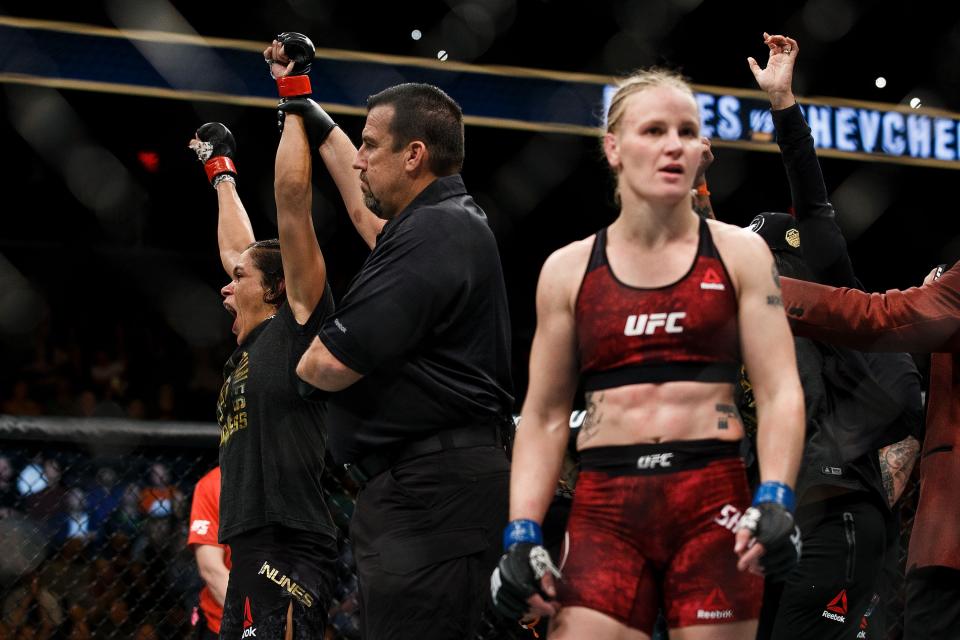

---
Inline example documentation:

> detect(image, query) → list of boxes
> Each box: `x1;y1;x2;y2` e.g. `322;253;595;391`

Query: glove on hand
490;542;561;620
190;122;237;185
276;32;314;74
276;98;338;148
737;502;802;581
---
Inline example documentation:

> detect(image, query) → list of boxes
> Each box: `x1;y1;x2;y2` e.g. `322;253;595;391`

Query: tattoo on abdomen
579;392;604;444
715;403;740;430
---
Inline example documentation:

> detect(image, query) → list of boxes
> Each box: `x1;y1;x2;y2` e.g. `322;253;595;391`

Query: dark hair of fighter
367;83;464;176
244;239;286;307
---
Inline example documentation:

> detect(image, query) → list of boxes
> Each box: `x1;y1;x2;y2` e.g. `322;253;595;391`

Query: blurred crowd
1;314;233;422
0;454;361;639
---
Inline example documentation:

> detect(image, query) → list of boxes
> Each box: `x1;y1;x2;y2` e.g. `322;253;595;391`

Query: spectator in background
0;454;18;516
24;458;67;530
111;484;143;538
2;571;63;639
87;466;124;538
74;390;97;418
46;379;77;417
138;462;181;518
40;538;95;616
16;456;47;497
187;466;230;639
2;380;44;416
61;487;93;543
89;349;127;400
98;597;135;638
125;397;148;420
152;383;178;421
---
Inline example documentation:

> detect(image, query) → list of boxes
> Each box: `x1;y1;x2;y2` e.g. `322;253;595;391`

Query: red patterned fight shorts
557;439;763;633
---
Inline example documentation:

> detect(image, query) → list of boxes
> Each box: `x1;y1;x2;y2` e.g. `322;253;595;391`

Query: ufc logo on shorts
636;453;673;469
624;312;686;336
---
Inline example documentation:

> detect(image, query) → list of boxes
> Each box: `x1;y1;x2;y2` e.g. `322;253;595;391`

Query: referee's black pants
350;445;510;640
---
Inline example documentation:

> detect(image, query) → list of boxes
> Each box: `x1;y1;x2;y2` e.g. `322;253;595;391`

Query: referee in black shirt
292;80;514;639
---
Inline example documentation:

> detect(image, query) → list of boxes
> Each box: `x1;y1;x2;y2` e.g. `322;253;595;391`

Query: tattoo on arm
715;403;741;430
767;295;783;307
878;437;920;507
578;392;604;445
771;263;782;289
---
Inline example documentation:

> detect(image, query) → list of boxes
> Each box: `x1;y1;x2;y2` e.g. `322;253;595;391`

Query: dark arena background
1;1;959;638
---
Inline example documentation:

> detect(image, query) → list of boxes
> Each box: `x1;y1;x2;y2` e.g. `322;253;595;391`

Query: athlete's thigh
662;459;762;630
556;471;660;633
549;606;652;640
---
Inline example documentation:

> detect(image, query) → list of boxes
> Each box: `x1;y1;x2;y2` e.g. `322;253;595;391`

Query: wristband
695;182;710;197
211;174;236;189
277;75;312;98
503;519;542;550
753;481;796;513
204;157;236;183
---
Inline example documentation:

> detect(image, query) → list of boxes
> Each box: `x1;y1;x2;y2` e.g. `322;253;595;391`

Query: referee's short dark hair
368;83;464;176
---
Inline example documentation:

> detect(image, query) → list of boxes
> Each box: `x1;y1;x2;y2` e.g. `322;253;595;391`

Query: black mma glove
490;520;560;620
190;122;237;187
277;31;314;74
272;31;315;99
277;98;338;148
737;481;802;581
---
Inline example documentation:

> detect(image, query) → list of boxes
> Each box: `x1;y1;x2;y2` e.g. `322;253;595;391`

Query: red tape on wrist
204;156;236;183
277;75;311;98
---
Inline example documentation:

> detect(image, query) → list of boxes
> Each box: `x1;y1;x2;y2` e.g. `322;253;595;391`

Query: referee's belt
345;424;500;485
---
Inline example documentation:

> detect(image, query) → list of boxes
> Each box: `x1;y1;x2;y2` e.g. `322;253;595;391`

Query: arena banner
3;16;960;169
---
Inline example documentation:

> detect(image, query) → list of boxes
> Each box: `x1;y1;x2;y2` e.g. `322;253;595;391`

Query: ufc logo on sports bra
624;312;686;336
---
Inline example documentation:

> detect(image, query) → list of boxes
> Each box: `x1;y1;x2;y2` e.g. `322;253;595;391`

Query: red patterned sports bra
575;217;741;391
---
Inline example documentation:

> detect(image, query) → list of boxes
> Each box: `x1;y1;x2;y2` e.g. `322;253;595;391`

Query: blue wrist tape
753;481;796;513
503;519;542;550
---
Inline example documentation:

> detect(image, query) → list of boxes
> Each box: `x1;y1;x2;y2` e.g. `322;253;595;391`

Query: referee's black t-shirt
218;292;337;543
318;175;514;464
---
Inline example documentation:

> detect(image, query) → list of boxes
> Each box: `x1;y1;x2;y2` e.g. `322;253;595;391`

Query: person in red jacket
187;466;230;639
782;264;960;640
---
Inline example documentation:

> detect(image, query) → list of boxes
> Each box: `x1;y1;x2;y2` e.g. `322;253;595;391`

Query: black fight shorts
220;524;337;640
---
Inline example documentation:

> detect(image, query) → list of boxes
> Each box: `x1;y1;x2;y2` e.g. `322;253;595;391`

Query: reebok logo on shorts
696;587;734;620
822;589;847;623
242;597;257;637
